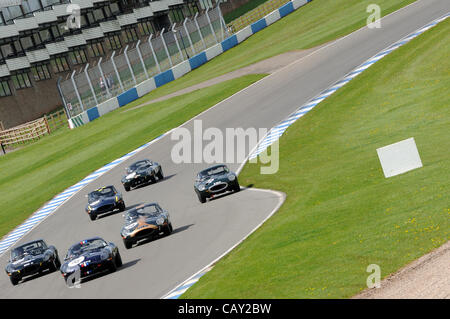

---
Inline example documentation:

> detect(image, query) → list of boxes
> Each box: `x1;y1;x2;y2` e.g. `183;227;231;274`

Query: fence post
84;63;98;107
148;34;161;73
111;51;124;92
43;116;51;134
56;76;71;120
160;28;173;68
194;12;207;50
171;23;184;61
124;45;137;86
98;57;111;98
217;2;228;40
205;8;218;44
135;40;149;79
71;70;84;112
183;18;196;55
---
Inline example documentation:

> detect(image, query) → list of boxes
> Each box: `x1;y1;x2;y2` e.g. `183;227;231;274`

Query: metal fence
60;6;228;119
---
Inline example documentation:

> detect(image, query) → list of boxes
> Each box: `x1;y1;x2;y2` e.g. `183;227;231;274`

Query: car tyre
124;185;130;192
234;181;241;192
109;258;117;273
156;168;164;180
197;192;206;203
164;223;173;236
89;213;97;221
10;276;19;286
115;252;123;267
119;202;126;212
123;240;133;250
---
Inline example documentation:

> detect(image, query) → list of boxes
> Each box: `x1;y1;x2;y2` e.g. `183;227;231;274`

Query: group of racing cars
5;160;241;286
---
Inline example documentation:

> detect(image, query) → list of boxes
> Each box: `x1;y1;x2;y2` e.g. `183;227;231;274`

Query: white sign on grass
376;137;423;178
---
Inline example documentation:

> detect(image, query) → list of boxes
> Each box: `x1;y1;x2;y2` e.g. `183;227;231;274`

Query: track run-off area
0;0;448;298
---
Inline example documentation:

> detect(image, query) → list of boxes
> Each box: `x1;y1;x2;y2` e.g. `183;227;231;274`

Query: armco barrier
68;0;312;129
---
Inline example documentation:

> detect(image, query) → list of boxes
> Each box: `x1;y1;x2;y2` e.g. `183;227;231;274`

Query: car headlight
156;217;165;226
228;174;236;181
198;184;205;191
43;253;51;262
115;196;119;202
123;222;137;235
68;256;84;268
100;250;110;260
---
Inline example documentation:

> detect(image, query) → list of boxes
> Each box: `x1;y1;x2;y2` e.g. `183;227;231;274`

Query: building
0;0;205;129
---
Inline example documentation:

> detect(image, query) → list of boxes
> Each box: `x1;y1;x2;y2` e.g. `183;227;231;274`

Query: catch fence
59;7;227;119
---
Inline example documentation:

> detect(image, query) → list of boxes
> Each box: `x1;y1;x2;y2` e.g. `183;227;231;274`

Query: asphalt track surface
1;0;449;298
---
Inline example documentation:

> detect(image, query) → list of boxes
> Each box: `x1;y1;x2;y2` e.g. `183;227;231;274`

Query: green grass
127;0;416;108
0;74;266;238
223;0;272;24
183;18;450;298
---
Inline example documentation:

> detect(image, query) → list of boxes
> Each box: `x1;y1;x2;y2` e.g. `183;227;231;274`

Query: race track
0;0;448;298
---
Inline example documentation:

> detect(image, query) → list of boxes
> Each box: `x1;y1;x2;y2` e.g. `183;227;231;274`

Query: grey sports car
194;164;240;203
121;159;164;192
120;203;173;249
5;239;61;286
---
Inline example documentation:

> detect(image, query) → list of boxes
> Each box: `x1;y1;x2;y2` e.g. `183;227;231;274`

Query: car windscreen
126;204;160;221
67;239;106;258
200;166;229;177
88;187;115;201
11;241;46;260
128;160;151;173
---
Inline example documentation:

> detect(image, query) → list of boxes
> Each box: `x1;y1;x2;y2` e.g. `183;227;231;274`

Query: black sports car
120;203;173;249
60;237;122;285
121;159;164;192
5;239;61;286
194;164;240;203
85;185;125;220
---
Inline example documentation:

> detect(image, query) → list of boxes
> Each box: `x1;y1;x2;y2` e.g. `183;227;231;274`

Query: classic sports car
194;164;240;203
121;159;164;192
60;237;122;285
85;185;125;220
120;203;173;249
5;239;61;286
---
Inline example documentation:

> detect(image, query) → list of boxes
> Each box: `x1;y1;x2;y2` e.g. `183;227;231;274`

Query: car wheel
234;181;241;192
119;202;126;212
10;276;19;286
109;258;117;273
54;255;61;269
164;223;173;236
197;192;206;203
123;240;133;250
115;252;123;268
124;185;130;192
89;213;97;221
156;168;164;180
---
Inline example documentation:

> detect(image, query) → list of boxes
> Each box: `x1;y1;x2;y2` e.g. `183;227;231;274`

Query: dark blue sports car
85;185;126;220
60;237;122;286
5;239;61;286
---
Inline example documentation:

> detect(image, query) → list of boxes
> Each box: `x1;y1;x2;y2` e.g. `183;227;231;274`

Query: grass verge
127;0;416;108
0;74;266;238
223;0;272;23
183;17;449;298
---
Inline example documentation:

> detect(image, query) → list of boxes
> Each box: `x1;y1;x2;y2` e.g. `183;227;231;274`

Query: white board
376;137;423;178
